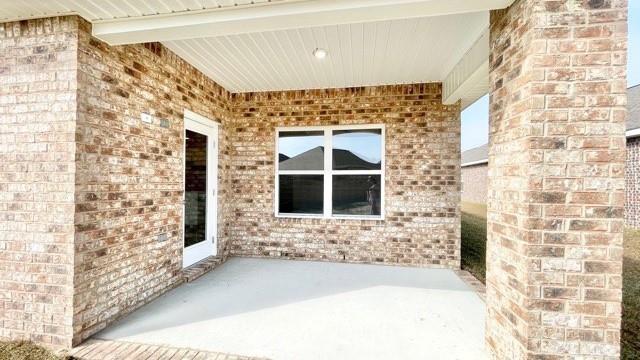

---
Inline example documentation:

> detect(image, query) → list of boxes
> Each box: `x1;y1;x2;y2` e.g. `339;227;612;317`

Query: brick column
0;18;78;348
486;0;627;359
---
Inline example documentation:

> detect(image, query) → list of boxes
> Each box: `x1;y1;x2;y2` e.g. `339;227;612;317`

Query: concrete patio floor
95;258;486;360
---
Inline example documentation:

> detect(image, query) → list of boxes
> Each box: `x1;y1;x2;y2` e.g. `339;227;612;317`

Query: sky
461;5;640;151
279;131;381;163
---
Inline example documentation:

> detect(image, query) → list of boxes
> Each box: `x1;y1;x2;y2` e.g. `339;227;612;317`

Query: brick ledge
454;269;486;301
182;256;224;283
65;338;269;359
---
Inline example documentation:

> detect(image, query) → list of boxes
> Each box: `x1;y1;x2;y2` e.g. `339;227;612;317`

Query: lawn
460;202;487;284
460;201;640;359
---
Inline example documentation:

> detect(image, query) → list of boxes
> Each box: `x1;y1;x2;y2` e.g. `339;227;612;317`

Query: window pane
185;130;207;247
332;175;381;216
279;175;324;214
332;129;381;170
278;131;324;170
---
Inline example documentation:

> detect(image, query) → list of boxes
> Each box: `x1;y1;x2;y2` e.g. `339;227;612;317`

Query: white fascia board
443;28;490;107
461;159;488;167
627;128;640;138
92;0;515;45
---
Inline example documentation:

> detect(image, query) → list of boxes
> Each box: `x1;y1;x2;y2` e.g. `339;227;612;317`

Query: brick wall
461;164;488;204
0;18;78;348
231;85;461;267
72;18;234;344
487;0;627;358
626;136;640;228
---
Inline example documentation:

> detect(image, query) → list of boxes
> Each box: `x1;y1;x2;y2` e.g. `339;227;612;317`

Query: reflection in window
276;126;384;218
333;175;381;216
184;130;207;247
279;175;324;214
332;129;382;170
278;131;324;170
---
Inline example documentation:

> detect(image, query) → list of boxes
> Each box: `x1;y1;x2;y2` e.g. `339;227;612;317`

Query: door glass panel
185;129;207;247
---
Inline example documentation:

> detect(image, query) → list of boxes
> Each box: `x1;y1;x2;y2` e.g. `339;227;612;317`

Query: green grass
460;202;640;359
622;228;640;359
461;202;487;283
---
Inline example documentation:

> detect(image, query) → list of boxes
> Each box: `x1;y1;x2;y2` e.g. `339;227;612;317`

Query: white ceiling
163;12;488;93
0;0;288;22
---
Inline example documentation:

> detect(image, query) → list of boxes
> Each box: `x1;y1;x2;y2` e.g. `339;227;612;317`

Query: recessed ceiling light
313;48;327;60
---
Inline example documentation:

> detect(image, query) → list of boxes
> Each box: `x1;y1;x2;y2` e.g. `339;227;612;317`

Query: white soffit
163;12;489;93
0;0;287;22
443;29;490;109
0;0;515;97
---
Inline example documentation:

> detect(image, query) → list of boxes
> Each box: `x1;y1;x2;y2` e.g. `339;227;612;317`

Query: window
276;125;384;219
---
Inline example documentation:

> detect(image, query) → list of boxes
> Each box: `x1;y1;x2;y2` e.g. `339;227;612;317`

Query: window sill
275;213;384;221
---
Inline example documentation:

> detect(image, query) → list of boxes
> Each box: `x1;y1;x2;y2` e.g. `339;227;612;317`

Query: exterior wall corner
486;0;627;358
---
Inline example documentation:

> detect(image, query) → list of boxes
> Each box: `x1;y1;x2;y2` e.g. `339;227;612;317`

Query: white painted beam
92;0;515;45
442;29;490;109
627;128;640;138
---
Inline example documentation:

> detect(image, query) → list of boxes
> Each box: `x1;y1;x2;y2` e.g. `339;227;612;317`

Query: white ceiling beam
442;28;490;109
92;0;515;45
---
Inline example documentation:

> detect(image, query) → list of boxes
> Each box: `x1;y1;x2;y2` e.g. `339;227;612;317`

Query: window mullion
324;129;332;218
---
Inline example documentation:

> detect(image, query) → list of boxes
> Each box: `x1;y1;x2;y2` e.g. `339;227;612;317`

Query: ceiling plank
92;0;514;45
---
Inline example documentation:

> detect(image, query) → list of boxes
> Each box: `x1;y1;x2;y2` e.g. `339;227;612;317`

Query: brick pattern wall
0;18;78;348
461;164;488;204
487;0;627;358
231;85;461;267
626;137;640;228
72;18;234;344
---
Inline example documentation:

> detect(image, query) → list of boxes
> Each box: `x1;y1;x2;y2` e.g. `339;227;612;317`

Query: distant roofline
460;85;639;157
461;128;640;165
628;84;640;133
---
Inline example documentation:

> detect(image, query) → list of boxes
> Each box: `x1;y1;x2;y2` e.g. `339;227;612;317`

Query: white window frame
275;124;385;220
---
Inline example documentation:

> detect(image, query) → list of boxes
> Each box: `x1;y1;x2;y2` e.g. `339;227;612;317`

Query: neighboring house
0;1;630;359
461;144;488;205
461;85;640;229
626;84;640;228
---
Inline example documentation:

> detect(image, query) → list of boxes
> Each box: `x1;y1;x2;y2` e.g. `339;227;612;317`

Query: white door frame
183;110;218;268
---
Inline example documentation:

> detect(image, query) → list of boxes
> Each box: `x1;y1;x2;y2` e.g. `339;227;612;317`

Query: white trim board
184;109;220;127
92;0;516;45
183;112;219;268
627;128;640;138
461;159;488;168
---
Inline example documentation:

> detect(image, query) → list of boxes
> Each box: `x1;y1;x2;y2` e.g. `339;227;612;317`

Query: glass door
183;113;218;268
